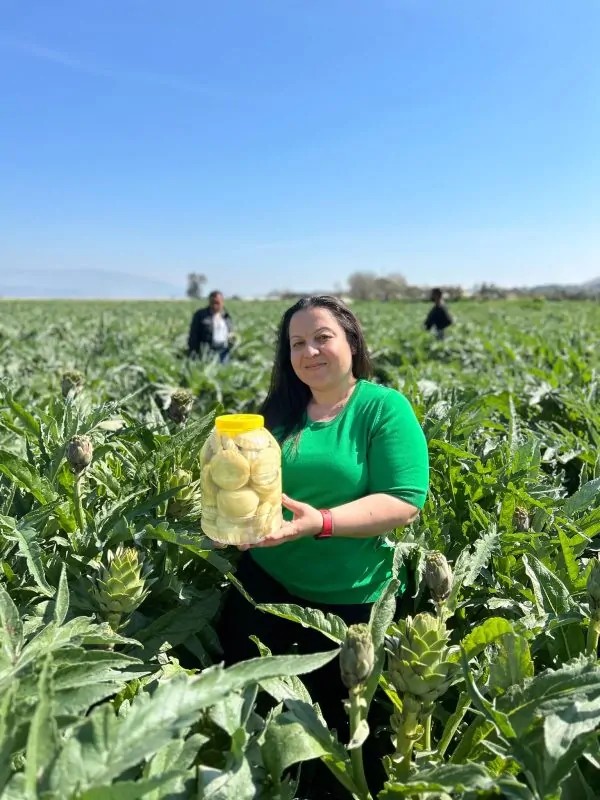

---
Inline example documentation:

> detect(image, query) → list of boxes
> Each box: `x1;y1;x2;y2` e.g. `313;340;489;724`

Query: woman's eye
292;341;304;349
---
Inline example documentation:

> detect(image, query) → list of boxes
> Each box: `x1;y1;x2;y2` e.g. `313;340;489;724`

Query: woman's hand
238;494;322;550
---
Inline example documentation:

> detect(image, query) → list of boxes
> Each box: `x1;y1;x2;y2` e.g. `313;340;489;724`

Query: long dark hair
260;296;372;440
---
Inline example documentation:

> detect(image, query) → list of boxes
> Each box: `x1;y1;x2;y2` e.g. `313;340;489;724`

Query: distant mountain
0;269;184;300
582;276;600;290
520;276;600;297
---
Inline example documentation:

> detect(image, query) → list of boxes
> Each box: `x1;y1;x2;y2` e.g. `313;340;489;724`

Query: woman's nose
306;344;319;357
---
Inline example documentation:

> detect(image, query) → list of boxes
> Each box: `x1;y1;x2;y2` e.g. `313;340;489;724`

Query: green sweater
251;380;429;604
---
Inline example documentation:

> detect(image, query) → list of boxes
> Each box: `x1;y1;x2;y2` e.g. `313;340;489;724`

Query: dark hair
209;290;223;301
431;287;443;301
260;295;372;439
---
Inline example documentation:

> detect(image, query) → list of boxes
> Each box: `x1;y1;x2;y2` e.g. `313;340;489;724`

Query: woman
217;295;429;789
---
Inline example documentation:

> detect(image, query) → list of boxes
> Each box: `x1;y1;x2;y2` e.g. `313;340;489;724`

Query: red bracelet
315;509;334;539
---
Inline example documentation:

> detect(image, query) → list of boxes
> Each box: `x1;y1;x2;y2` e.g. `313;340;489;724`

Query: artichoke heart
254;501;274;537
250;448;280;486
201;519;219;539
200;504;218;537
199;429;220;464
268;510;282;534
234;428;274;451
252;480;280;502
216;515;254;545
255;506;283;537
210;449;250;490
257;500;273;518
202;504;217;521
217;487;260;518
199;421;283;544
201;465;218;505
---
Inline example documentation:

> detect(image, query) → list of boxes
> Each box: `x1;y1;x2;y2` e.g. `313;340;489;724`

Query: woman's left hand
238;494;323;550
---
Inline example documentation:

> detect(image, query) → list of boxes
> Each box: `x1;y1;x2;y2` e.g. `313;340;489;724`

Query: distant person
424;288;453;340
187;290;234;363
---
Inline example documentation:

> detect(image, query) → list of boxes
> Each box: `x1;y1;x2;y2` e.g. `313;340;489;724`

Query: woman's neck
310;376;357;409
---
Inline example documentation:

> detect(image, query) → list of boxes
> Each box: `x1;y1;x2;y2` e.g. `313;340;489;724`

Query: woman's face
288;307;354;393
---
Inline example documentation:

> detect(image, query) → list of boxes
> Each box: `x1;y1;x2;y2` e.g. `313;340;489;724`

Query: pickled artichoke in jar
199;414;282;545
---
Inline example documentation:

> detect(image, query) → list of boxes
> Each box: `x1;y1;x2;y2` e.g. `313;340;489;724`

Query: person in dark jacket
187;290;234;363
424;288;453;339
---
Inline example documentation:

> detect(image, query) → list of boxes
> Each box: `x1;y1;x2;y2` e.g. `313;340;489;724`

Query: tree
186;273;207;299
348;271;408;301
373;273;407;301
347;272;378;300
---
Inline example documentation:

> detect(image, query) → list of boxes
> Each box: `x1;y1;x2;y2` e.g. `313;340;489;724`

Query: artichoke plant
386;613;457;706
66;435;93;474
586;557;600;655
512;507;530;532
340;623;375;690
61;369;85;398
91;546;153;631
339;623;375;798
167;469;203;521
386;614;458;776
587;557;600;615
424;551;453;605
168;389;194;424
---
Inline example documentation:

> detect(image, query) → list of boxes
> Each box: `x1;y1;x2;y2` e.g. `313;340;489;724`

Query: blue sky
1;0;599;297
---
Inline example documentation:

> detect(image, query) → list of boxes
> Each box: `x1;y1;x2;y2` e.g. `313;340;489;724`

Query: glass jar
200;413;283;545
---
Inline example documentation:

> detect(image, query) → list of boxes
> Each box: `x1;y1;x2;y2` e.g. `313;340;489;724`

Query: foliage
0;298;599;798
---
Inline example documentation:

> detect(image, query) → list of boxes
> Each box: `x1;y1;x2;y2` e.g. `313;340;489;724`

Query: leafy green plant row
0;298;598;797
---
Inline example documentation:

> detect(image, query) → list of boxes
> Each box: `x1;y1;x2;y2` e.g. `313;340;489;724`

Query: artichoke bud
340;623;375;690
512;507;530;532
168;389;194;424
424;551;453;603
61;369;85;398
587;557;600;615
66;435;93;474
386;613;456;704
168;468;193;489
167;469;203;521
93;546;152;631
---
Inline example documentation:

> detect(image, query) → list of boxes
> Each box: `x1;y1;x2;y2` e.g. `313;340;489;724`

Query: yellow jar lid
215;413;265;435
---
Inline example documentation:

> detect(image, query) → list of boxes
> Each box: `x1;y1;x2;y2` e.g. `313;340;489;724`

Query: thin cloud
0;36;216;95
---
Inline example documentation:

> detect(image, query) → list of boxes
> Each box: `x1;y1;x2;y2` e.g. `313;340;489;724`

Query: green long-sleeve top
251;380;429;604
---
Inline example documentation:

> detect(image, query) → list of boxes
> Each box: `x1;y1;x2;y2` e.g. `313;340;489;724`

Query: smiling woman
289;307;356;404
216;295;429;796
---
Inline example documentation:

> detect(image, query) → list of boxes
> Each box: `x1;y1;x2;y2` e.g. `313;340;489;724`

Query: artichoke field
0;297;599;799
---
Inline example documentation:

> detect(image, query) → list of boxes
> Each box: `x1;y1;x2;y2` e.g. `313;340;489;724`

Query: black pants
218;553;409;797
